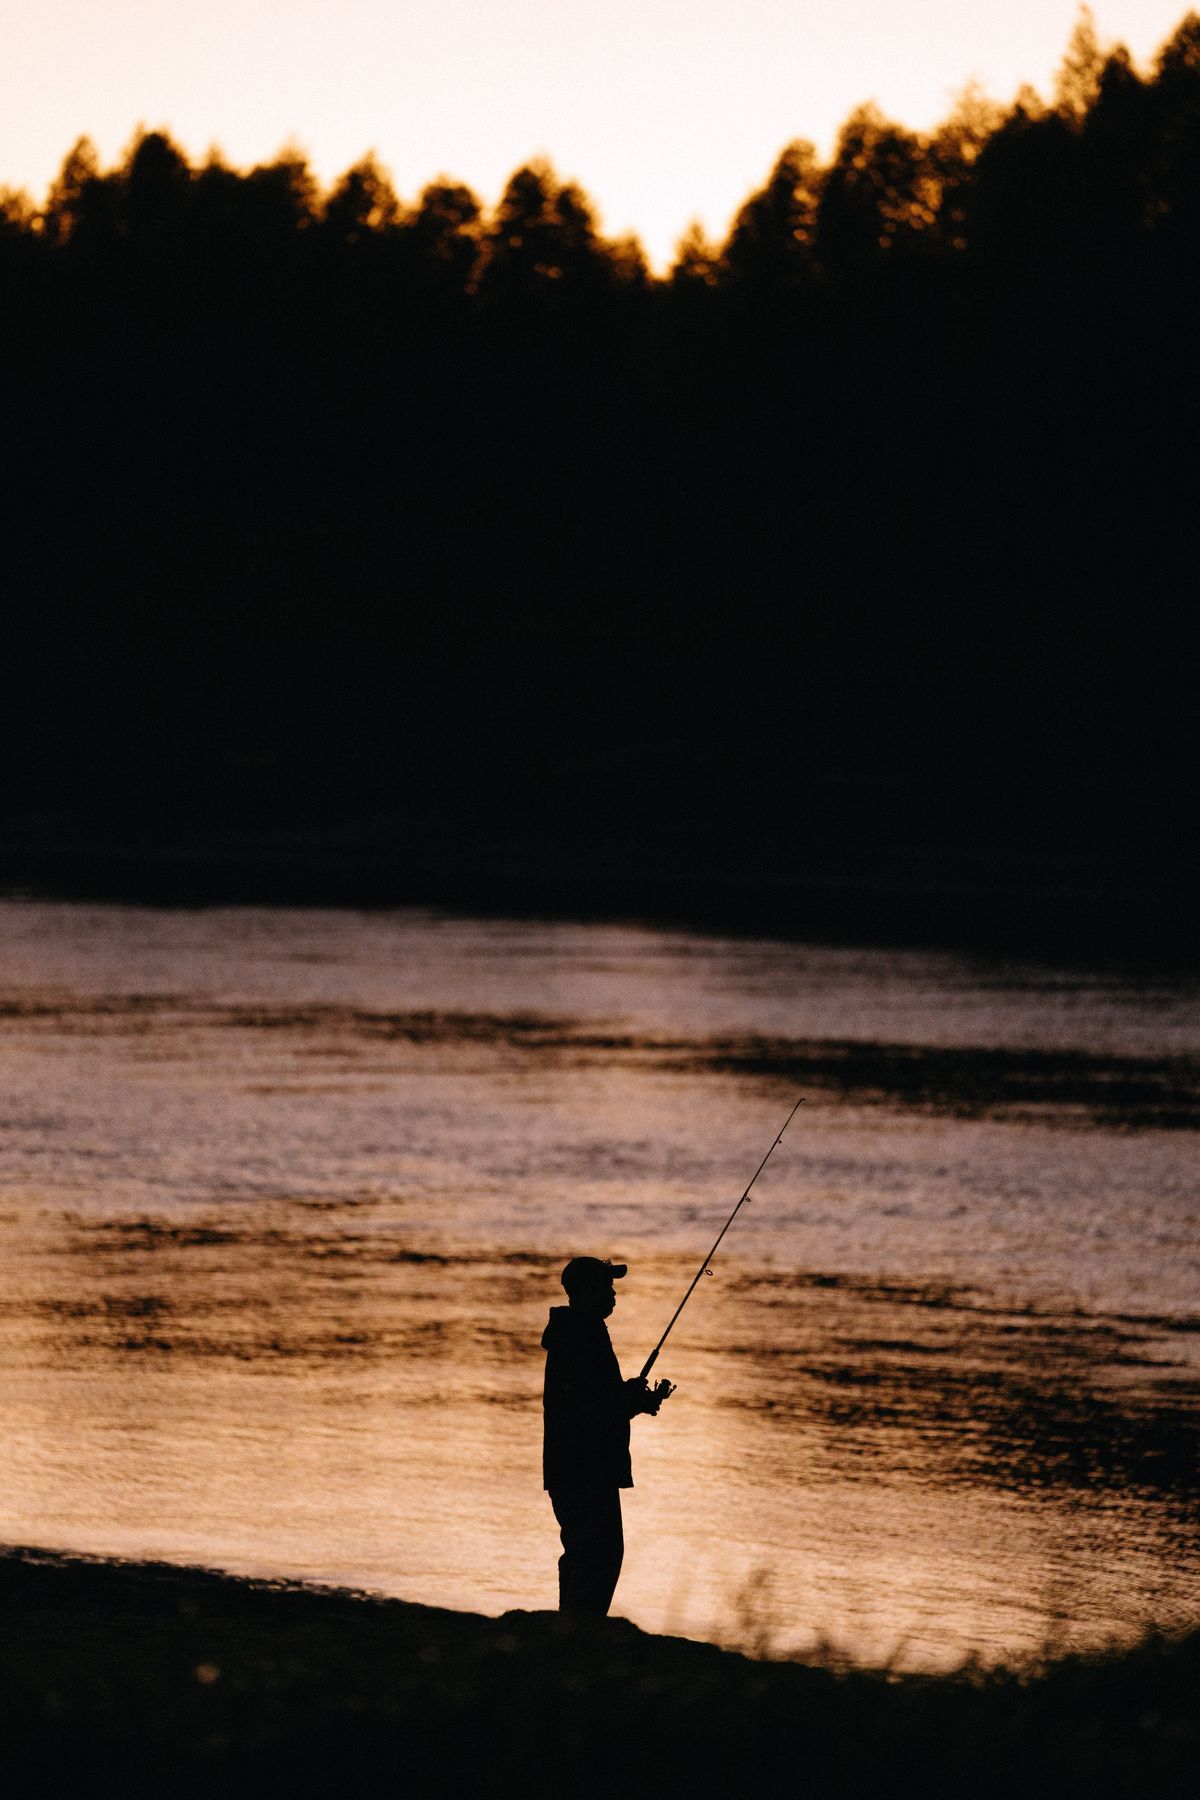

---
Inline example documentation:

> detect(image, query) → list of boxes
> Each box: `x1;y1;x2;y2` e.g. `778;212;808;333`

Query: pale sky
2;2;1191;268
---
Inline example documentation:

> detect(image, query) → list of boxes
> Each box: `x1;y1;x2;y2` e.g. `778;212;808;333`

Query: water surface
1;901;1197;1666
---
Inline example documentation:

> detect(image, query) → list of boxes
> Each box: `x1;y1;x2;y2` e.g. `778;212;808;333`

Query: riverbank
2;1548;1195;1798
3;797;1197;965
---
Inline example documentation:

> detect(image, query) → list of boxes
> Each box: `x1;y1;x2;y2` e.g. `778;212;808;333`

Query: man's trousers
548;1485;624;1616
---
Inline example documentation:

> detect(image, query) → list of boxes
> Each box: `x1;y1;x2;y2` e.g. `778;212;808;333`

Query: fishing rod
639;1095;804;1382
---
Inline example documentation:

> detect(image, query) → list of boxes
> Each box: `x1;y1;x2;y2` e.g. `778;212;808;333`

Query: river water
0;899;1197;1667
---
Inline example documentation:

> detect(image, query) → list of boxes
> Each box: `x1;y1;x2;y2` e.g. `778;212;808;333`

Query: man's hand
628;1377;676;1416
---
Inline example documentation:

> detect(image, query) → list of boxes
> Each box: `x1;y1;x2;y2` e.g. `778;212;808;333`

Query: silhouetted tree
1151;12;1200;236
43;136;119;249
669;220;720;289
723;140;822;293
815;104;937;282
192;149;243;244
1080;49;1155;244
479;159;615;306
1055;5;1107;121
122;129;192;241
930;85;1003;251
404;179;482;300
0;186;33;236
968;91;1077;282
605;234;650;291
322;153;402;244
244;146;320;244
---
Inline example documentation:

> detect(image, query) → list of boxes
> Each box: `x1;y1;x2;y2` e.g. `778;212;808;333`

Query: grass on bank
1;1547;1196;1798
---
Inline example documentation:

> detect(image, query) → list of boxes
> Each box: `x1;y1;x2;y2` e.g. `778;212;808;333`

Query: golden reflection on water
0;902;1198;1667
3;1201;1197;1668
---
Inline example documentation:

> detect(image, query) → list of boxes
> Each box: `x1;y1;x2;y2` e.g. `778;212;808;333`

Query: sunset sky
4;2;1190;267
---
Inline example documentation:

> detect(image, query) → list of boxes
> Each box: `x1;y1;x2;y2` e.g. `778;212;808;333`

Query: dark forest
2;12;1197;951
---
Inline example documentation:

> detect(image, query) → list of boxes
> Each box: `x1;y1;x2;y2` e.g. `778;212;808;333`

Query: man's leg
549;1486;624;1616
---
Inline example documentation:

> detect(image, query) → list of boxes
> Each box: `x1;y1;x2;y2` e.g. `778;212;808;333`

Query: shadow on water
715;1267;1200;1515
4;991;1198;1128
19;1217;557;1368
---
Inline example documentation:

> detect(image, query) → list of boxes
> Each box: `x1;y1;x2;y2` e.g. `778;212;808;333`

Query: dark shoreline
3;807;1197;969
2;1546;1196;1797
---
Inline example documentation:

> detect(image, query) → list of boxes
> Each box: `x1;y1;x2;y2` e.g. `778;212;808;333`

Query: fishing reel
632;1375;675;1415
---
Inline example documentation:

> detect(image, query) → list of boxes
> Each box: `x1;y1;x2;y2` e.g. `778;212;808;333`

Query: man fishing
541;1256;674;1617
541;1101;801;1618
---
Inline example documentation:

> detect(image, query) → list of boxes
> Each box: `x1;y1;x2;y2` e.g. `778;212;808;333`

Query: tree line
1;11;1197;936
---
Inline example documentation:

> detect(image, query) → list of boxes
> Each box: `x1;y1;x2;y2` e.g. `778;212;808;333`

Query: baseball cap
560;1255;628;1294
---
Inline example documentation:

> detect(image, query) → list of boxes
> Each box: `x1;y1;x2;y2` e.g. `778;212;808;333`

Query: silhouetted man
542;1255;674;1617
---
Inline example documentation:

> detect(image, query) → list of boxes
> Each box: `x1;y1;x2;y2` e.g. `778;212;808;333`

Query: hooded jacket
542;1305;635;1490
